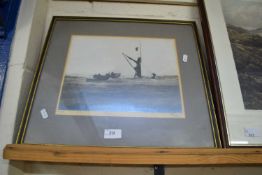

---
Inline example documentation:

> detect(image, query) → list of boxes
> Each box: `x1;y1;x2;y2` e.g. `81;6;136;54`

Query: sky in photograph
65;36;178;78
220;0;262;30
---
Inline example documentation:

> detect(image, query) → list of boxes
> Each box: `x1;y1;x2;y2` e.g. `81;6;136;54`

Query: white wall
22;163;262;175
1;0;262;174
0;0;48;174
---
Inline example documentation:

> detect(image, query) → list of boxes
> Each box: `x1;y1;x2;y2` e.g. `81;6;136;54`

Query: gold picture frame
15;17;220;148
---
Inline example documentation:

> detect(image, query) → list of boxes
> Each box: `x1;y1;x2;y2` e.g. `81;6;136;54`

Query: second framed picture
16;17;220;148
202;0;262;146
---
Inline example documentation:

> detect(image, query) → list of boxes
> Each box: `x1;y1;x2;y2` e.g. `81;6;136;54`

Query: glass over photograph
56;36;184;118
18;18;218;147
221;0;262;110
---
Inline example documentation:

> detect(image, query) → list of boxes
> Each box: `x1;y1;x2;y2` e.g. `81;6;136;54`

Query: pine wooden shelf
3;144;262;165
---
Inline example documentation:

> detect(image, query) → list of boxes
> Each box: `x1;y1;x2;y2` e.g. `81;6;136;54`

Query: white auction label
182;54;188;62
244;128;261;137
104;129;122;139
40;108;48;119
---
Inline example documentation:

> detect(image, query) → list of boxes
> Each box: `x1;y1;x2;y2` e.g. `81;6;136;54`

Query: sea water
59;77;182;113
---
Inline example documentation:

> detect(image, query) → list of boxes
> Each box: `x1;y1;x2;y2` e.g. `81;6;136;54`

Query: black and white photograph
221;0;262;110
56;36;184;118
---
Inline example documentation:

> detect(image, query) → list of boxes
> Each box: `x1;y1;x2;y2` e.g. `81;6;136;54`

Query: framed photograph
202;0;262;146
56;36;184;118
16;16;220;148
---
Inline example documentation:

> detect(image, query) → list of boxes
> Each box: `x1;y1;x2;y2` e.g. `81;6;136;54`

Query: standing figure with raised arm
122;45;142;78
125;55;142;78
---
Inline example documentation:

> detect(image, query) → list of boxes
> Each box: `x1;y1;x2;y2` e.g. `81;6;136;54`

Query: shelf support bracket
154;165;165;175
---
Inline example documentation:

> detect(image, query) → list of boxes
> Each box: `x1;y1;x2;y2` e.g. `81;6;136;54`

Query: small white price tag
244;128;261;137
40;108;48;119
182;54;188;62
104;129;122;139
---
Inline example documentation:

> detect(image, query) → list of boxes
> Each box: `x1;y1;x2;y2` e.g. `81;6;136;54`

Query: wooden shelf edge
3;144;262;165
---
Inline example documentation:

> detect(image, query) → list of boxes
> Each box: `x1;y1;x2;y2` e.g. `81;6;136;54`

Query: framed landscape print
221;0;262;110
202;0;262;146
16;17;220;148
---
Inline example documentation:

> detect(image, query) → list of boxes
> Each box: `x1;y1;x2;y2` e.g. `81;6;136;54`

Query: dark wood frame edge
197;0;229;148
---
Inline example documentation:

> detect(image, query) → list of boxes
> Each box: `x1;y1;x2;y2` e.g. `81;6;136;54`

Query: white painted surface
45;0;199;24
22;163;262;175
204;0;262;146
8;0;47;69
0;0;48;174
0;65;32;175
